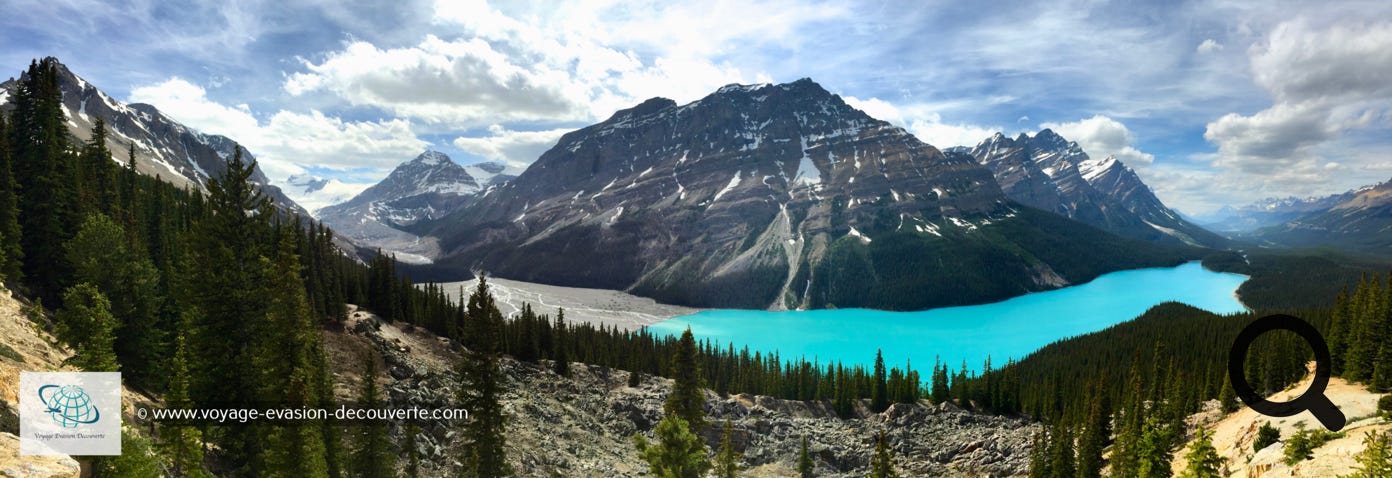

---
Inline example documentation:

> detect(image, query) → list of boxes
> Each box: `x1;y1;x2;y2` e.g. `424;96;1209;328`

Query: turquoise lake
644;261;1248;374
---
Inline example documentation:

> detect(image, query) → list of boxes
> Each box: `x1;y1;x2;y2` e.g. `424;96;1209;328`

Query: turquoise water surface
645;261;1248;374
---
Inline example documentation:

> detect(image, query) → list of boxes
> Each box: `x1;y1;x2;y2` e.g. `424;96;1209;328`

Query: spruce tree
633;415;709;478
161;325;206;478
871;349;889;413
1179;426;1224;478
665;327;706;432
869;431;899;478
553;308;569;377
259;231;329;477
183;146;271;469
65;213;163;388
0;112;23;284
11;58;79;301
1253;422;1279;452
457;275;512;477
1346;430;1392;478
351;352;393;478
1218;374;1238;414
1046;424;1075;478
56;283;119;372
1076;386;1110;478
798;436;814;478
95;429;163;477
714;419;741;478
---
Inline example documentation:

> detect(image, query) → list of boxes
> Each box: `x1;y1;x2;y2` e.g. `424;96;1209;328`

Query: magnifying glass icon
1228;314;1345;431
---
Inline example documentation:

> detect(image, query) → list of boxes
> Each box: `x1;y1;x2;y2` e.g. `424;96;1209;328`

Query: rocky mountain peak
0;57;307;216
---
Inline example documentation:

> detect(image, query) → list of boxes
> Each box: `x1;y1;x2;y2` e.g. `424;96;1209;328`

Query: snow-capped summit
277;174;370;215
316;151;481;264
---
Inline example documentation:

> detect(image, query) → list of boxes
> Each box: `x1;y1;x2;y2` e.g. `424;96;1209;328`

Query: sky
3;0;1391;215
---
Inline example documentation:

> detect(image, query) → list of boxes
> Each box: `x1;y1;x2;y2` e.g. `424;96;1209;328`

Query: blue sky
3;0;1391;214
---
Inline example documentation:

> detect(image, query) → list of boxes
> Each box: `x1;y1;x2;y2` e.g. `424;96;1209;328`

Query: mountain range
0;58;307;216
399;79;1195;310
966;130;1223;247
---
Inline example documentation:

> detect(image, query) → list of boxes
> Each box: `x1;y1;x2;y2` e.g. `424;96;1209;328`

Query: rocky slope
335;306;1038;477
415;79;1194;310
967;130;1222;247
318;151;482;264
0;58;307;216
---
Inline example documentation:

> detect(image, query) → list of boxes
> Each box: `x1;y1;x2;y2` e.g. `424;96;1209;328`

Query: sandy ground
1174;361;1388;477
430;276;700;331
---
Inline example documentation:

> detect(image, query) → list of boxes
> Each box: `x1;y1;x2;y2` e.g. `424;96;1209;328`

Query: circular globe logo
38;384;101;428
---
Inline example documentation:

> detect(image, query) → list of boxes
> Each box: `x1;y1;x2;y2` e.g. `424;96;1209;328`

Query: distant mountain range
0;58;307;216
397;79;1196;310
1244;181;1392;254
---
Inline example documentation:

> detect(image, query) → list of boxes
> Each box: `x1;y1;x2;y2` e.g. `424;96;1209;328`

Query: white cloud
1196;38;1223;54
843;96;1000;149
453;125;571;166
285;0;839;127
1204;20;1392;182
129;77;428;180
907;116;1002;150
1040;115;1155;166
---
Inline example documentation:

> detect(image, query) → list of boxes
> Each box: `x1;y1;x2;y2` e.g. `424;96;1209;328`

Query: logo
38;384;101;427
19;372;122;455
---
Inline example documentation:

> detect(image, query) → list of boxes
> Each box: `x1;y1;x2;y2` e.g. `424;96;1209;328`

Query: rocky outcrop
340;307;1037;477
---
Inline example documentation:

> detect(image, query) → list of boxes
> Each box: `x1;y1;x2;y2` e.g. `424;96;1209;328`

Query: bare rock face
0;433;80;478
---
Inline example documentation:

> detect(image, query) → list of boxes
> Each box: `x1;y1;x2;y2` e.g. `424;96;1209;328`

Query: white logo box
19;372;122;455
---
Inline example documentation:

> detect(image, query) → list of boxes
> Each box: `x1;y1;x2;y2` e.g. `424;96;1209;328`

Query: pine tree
95;429;163;477
161;325;206;478
1046;424;1075;478
633;415;709;478
714;419;742;478
1254;422;1279;452
553;308;570;377
869;431;899;478
183;146;272;469
458;275;512;478
1179;426;1224;478
1134;416;1175;478
65;213;164;388
798;436;814;478
259;231;329;477
1218;374;1238;414
11;58;80;301
1345;430;1392;478
0;112;23;284
930;357;949;404
56;283;119;372
1076;385;1110;478
665;327;706;432
871;349;889;413
351;352;393;478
